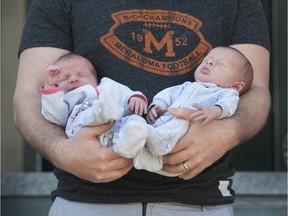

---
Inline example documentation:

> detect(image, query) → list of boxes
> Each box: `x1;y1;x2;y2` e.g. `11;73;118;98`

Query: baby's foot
97;81;123;123
133;147;162;171
114;121;147;158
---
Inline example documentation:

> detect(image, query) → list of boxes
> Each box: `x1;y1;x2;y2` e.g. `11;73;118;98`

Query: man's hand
56;121;133;183
162;108;235;180
128;96;147;115
146;104;168;124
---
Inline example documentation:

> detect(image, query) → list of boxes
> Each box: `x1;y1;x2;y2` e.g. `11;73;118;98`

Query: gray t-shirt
20;0;270;205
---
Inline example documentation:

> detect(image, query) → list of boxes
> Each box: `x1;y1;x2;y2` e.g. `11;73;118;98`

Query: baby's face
194;47;244;88
55;58;97;93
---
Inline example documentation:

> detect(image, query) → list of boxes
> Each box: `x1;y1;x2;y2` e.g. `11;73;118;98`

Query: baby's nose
69;78;79;84
206;60;214;66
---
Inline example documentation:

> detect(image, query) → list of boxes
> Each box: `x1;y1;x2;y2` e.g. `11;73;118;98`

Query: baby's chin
194;77;208;83
194;72;207;83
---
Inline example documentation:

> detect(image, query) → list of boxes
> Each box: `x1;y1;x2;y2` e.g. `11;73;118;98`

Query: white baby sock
114;120;148;158
133;147;162;171
146;118;189;156
97;80;124;123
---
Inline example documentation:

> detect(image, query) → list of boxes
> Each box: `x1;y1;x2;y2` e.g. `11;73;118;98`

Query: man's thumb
84;121;115;137
168;108;194;121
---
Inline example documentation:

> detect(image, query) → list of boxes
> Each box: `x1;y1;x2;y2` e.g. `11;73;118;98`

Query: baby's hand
128;96;147;116
191;103;222;126
44;65;63;87
146;104;167;124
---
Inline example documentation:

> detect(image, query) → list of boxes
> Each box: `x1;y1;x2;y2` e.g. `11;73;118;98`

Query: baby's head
52;53;97;93
194;46;253;94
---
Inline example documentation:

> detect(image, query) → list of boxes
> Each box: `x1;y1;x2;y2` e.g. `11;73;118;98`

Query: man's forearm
226;85;271;147
13;94;66;166
229;44;271;146
13;47;70;165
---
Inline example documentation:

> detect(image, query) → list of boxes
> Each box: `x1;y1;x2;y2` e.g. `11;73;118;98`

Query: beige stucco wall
2;0;27;171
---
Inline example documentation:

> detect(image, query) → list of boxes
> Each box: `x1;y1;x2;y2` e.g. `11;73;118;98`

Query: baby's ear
232;81;245;93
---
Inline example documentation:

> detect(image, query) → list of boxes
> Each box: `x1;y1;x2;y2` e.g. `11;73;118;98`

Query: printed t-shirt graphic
101;10;212;76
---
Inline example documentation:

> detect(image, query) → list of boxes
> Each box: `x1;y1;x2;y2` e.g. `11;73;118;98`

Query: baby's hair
54;53;97;75
222;46;254;94
55;53;82;64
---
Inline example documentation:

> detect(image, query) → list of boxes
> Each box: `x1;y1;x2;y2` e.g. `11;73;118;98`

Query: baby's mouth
69;86;78;91
201;66;210;74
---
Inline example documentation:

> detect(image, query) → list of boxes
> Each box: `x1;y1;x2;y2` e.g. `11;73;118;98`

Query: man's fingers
83;121;115;137
179;166;203;180
96;162;133;183
168;107;195;121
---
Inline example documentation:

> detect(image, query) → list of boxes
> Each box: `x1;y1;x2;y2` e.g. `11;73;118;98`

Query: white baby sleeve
41;91;69;127
216;89;240;119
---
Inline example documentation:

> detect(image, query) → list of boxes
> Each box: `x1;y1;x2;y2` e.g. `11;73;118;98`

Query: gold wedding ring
183;162;189;170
